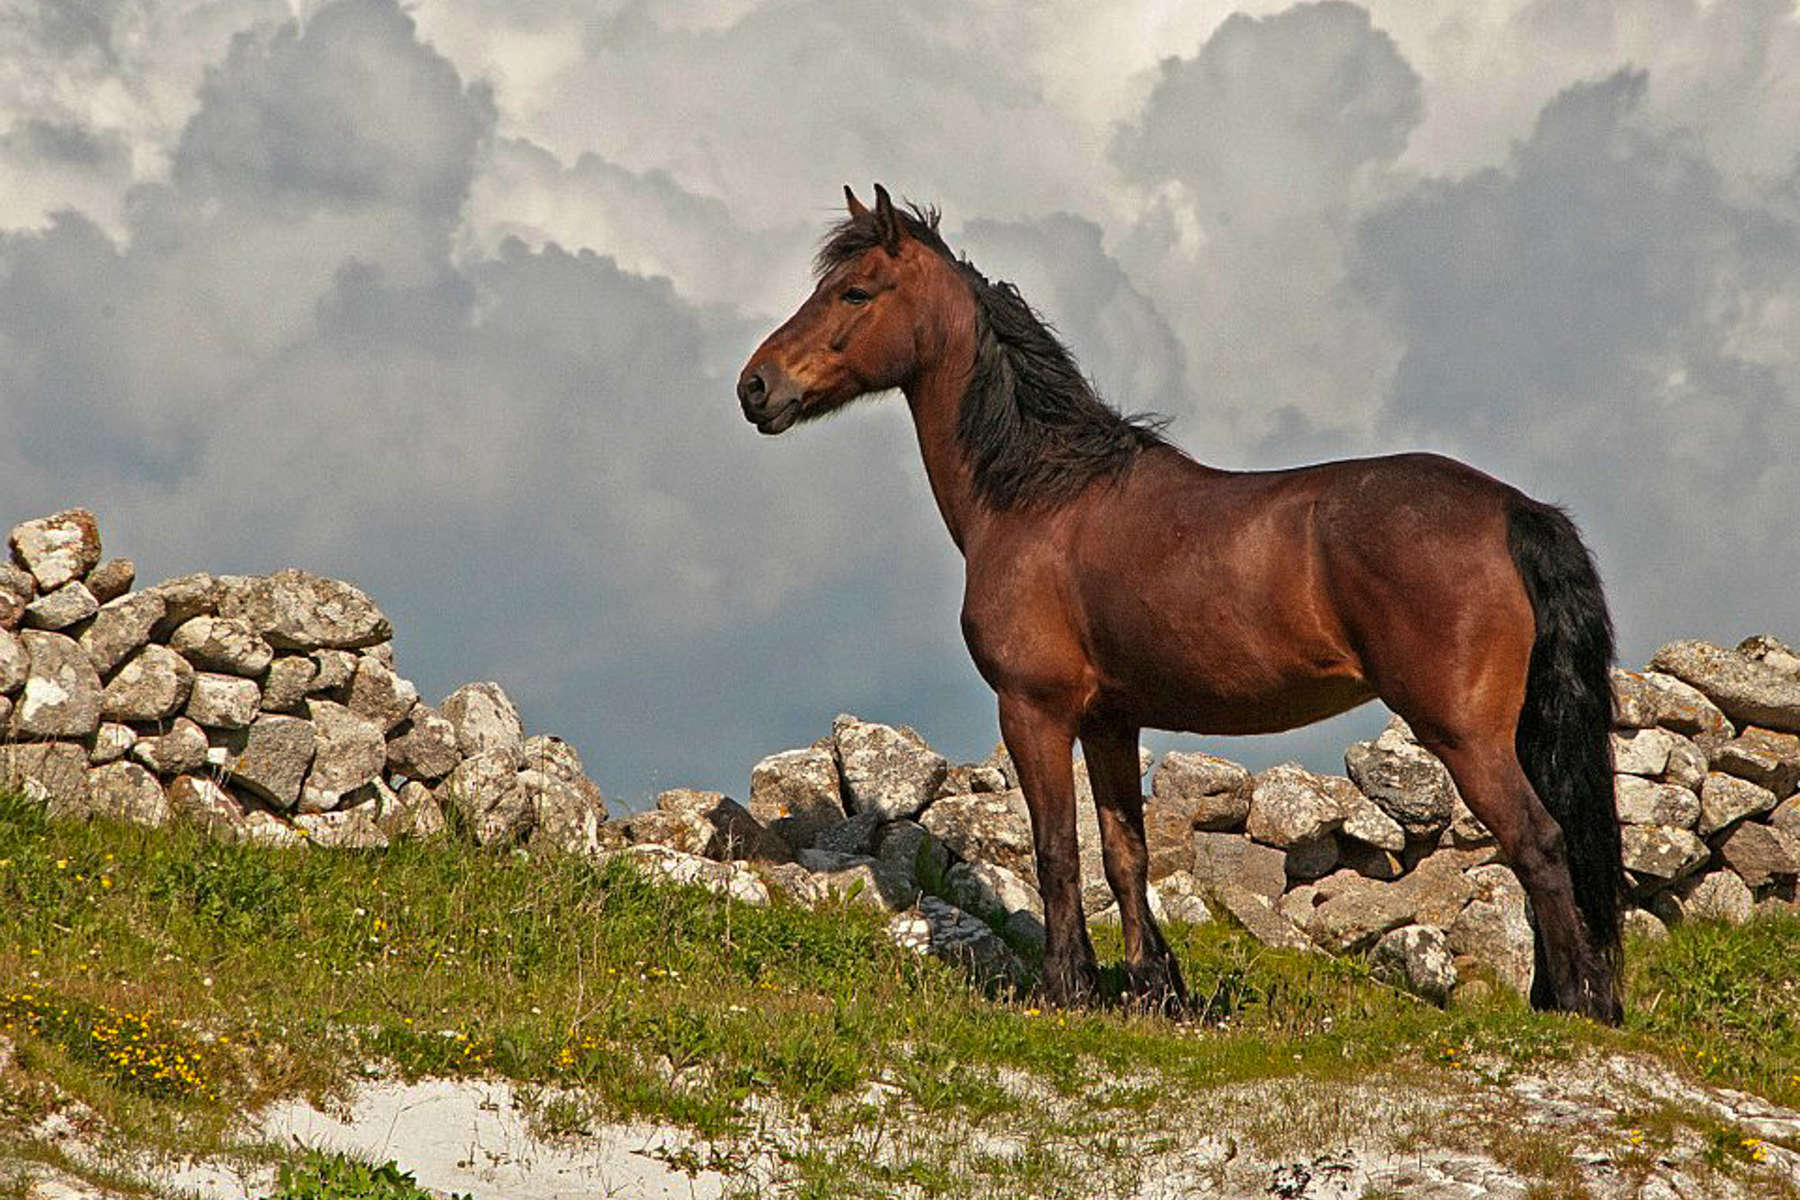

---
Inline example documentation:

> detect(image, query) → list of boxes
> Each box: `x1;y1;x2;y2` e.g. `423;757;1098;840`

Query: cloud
1353;68;1800;658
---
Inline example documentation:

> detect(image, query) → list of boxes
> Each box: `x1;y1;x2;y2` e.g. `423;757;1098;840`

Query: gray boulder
100;645;193;722
310;649;358;693
185;672;261;729
1150;751;1253;830
89;722;136;765
1611;728;1675;777
1;741;90;813
812;808;884;857
441;681;524;759
833;714;948;821
11;631;102;738
1344;719;1459;835
526;771;607;857
875;819;952;891
1661;733;1710;791
169;615;273;677
604;845;771;906
0;628;28;694
1713;821;1800;888
1711;727;1800;799
346;656;418;732
377;780;447;840
1650;640;1800;735
1190;831;1288;900
9;509;101;591
887;897;1027;987
85;558;135;604
224;715;317;810
1246;763;1352;848
1613;776;1701;828
260;655;317;714
746;746;846;849
87;761;171;828
1698;772;1778;836
1620;824;1710;883
1372;924;1457;1003
1306;855;1476;954
218;568;392;650
655;788;791;862
78;591;167;675
130;717;208;776
0;564;34;630
1676;870;1755;925
386;704;462;782
1448;864;1534;999
294;807;390;850
165;775;246;838
23;582;98;630
1612;668;1736;745
298;700;385;812
144;573;220;637
920;789;1037;884
1213;884;1316;952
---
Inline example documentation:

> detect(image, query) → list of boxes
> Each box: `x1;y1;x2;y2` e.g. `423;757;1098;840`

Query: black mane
817;204;1169;511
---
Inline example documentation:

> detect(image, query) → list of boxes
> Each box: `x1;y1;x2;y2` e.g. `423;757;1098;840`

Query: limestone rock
1448;864;1534;999
185;672;260;729
1713;820;1800;888
1246;763;1352;848
1698;772;1778;836
812;857;921;913
888;897;1027;987
224;715;316;810
1614;776;1701;828
23;581;98;630
1340;789;1408;852
1344;719;1459;835
0;628;28;694
1622;907;1668;941
144;573;220;637
1620;824;1710;883
525;771;608;857
1712;727;1800;799
1150;751;1253;830
1372;924;1457;1003
1772;796;1800;839
441;681;524;759
833;714;949;821
1338;839;1404;880
604;844;770;906
1650;639;1800;734
85;558;135;604
1613;668;1734;744
1213;884;1316;953
169;615;273;677
1;741;90;813
78;591;166;675
1677;870;1754;925
12;631;102;738
1306;856;1476;954
129;717;208;776
89;723;135;765
1190;831;1288;900
166;775;245;838
746;746;846;849
622;807;718;857
10;509;101;591
1740;634;1800;678
298;700;385;812
218;568;392;650
1661;733;1710;791
655;788;791;862
812;808;884;857
346;656;418;732
946;859;1043;928
386;704;462;782
920;789;1036;884
378;780;446;840
1612;728;1675;777
100;645;193;722
875;819;951;891
1284;834;1339;881
86;761;170;828
240;810;307;849
1154;870;1215;924
310;649;358;693
294;807;390;850
0;564;33;629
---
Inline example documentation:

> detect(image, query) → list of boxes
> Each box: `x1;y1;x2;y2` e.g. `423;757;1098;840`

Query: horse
737;185;1623;1023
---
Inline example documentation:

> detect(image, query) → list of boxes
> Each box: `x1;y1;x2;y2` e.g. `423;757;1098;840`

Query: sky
2;0;1796;808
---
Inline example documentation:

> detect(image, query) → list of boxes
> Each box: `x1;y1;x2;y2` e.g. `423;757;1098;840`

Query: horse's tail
1506;498;1623;985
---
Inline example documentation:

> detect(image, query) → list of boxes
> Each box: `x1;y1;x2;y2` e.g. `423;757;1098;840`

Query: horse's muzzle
737;362;804;435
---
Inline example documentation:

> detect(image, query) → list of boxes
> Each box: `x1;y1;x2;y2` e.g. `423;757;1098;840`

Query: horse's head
737;184;956;434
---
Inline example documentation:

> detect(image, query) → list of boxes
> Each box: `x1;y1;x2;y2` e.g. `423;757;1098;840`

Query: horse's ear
844;185;870;221
872;183;903;254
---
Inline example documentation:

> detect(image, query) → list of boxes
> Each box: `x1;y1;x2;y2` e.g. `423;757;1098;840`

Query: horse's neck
903;354;982;554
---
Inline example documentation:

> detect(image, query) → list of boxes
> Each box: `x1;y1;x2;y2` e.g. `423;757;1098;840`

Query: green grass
1;784;1798;1197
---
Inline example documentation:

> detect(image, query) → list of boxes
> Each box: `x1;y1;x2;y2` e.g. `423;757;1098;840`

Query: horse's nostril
740;371;767;404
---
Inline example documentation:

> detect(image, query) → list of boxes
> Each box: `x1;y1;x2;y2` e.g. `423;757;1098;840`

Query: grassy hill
2;787;1798;1199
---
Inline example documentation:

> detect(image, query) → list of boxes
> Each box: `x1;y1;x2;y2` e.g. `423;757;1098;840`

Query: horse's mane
816;204;1169;512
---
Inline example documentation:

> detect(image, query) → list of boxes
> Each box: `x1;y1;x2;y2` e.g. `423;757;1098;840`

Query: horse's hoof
1040;958;1101;1009
1124;959;1189;1017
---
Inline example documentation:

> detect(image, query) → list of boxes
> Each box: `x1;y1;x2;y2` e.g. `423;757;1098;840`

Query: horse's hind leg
1082;720;1186;1011
999;692;1099;1007
1422;731;1618;1020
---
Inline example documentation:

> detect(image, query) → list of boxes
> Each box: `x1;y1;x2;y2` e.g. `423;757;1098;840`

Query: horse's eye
842;287;871;305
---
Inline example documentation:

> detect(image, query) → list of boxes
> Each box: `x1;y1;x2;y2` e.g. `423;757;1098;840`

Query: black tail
1507;500;1623;983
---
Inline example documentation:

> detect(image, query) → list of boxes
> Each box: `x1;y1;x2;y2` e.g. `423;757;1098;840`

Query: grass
0;783;1798;1197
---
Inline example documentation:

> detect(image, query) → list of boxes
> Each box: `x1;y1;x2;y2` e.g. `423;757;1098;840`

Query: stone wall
4;508;1798;1003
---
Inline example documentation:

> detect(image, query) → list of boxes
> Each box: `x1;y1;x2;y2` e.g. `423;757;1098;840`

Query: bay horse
738;185;1623;1023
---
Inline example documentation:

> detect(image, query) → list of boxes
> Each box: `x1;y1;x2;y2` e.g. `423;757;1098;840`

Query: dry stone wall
5;508;1800;1004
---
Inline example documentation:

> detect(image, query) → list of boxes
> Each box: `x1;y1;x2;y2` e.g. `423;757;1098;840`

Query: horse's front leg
1082;720;1187;1013
999;692;1097;1006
